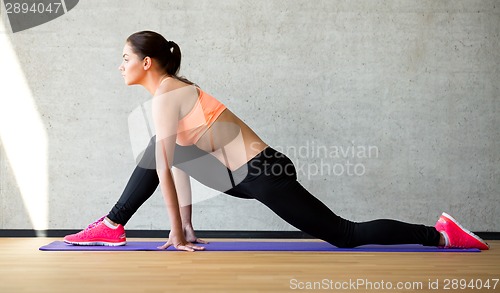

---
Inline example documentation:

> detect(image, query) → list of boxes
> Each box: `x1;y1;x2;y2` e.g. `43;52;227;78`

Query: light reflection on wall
0;21;49;233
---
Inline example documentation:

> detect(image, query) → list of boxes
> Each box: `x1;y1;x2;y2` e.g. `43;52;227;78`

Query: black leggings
108;136;440;248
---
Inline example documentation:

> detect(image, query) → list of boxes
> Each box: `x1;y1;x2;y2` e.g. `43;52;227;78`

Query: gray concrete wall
0;0;498;232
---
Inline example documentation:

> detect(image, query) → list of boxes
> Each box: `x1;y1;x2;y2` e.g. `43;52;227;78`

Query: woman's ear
143;56;152;70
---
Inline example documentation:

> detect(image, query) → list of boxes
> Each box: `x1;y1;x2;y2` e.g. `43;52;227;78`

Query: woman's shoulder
153;81;199;116
155;80;198;99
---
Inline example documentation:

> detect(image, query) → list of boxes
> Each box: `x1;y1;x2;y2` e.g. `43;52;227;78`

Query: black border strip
0;230;314;238
0;230;499;240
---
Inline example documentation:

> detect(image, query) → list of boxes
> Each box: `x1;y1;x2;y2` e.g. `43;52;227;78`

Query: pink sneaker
64;216;126;246
435;212;489;250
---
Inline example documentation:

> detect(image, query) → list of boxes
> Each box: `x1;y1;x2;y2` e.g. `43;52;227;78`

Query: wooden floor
0;238;498;292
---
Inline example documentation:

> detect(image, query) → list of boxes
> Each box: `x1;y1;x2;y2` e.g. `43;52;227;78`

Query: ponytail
165;41;195;85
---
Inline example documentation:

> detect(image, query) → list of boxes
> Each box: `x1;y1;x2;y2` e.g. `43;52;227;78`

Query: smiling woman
63;30;489;252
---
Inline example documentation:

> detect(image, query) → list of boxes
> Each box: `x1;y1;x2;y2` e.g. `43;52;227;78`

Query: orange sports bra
176;87;227;146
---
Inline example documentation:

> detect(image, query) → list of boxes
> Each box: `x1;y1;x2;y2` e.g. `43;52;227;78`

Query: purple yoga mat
39;241;480;252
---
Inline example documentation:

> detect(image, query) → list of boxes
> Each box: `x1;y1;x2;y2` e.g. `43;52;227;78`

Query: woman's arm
153;88;204;251
171;166;193;226
172;166;208;244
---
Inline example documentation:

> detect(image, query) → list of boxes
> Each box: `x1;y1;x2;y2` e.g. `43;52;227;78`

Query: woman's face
118;43;145;85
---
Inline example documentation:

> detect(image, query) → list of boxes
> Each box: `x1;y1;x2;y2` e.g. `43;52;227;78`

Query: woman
64;31;489;251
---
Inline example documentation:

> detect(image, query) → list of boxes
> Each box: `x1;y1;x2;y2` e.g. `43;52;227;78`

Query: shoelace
86;216;106;229
77;216;106;235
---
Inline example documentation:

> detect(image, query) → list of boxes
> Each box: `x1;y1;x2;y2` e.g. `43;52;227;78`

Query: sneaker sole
64;240;127;246
441;212;489;249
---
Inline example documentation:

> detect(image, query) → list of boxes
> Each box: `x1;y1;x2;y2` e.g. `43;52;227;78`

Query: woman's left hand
157;229;205;252
184;224;209;244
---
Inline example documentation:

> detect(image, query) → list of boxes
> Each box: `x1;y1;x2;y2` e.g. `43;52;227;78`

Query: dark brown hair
126;31;194;85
